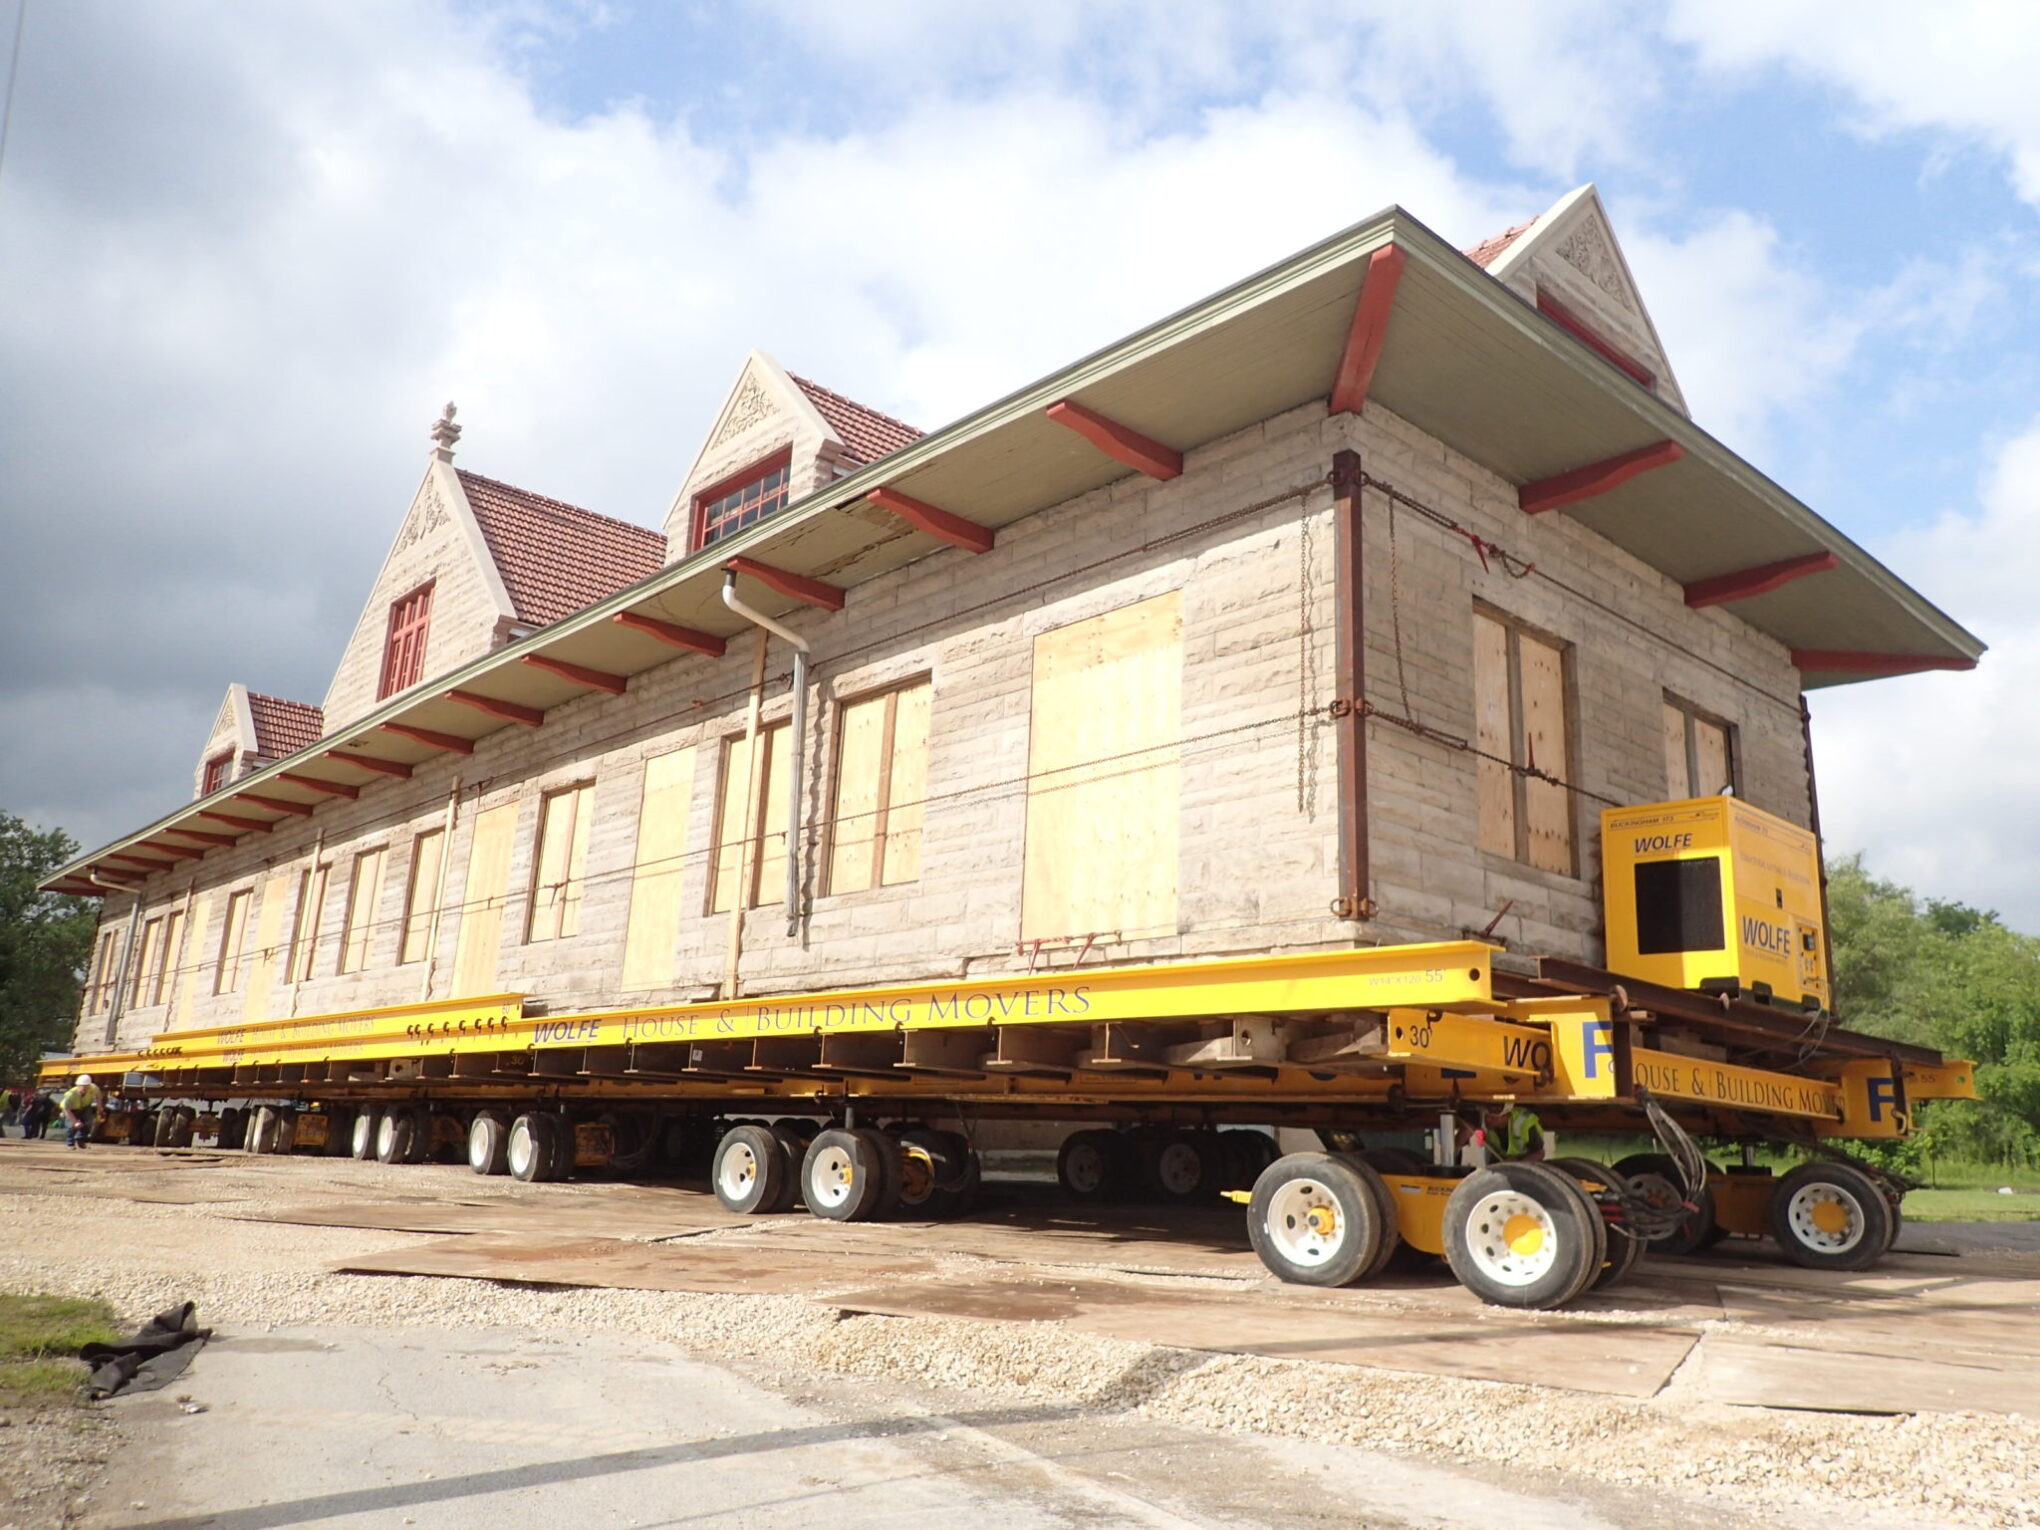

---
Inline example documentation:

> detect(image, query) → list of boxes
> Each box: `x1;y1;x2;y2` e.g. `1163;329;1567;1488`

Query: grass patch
0;1293;119;1406
1902;1187;2040;1223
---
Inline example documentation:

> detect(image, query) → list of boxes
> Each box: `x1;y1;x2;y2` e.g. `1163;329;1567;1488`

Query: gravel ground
2;1151;2036;1530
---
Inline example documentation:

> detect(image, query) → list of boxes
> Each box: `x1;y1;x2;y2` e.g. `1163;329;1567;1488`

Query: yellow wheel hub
1504;1212;1546;1257
1305;1205;1339;1236
1810;1198;1850;1235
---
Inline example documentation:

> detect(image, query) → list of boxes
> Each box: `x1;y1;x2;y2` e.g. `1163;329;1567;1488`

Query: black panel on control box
1634;857;1725;954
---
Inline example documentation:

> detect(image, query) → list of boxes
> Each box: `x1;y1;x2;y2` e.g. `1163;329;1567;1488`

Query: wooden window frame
151;908;185;1008
286;862;330;985
826;676;932;896
338;846;386;974
399;827;445;965
129;917;164;1008
527;782;597;943
1474;604;1580;878
378;581;435;700
85;930;117;1013
215;889;252;994
201;752;233;796
708;721;790;914
691;450;792;552
1663;693;1739;799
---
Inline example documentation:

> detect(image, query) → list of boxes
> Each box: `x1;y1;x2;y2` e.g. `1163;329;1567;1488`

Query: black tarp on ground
82;1302;210;1399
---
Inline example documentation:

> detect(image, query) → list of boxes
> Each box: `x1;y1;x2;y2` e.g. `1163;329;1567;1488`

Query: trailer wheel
894;1128;966;1218
1349;1148;1435;1275
128;1110;157;1149
602;1110;658;1176
507;1114;548;1183
1150;1131;1217;1203
1768;1161;1893;1271
1247;1152;1387;1287
350;1107;381;1160
536;1114;573;1182
710;1124;787;1213
218;1106;247;1151
1549;1157;1645;1291
1215;1129;1279;1193
1057;1130;1133;1201
245;1107;276;1154
468;1112;510;1176
801;1127;890;1222
376;1108;415;1164
322;1107;355;1157
1612;1152;1719;1255
1443;1162;1602;1310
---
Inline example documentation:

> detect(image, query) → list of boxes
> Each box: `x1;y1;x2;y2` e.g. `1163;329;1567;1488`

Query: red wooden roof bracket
165;828;240;847
143;843;204;860
612;611;729;657
196;810;272;833
381;722;476;755
866;487;995;554
447;690;546;727
325;750;414;779
1684;551;1839;609
1790;649;1977;678
1045;398;1182;480
724;555;846;612
1329;244;1406;416
239;793;316;818
522;654;629;695
1518;440;1684;515
278;771;361;799
107;853;177;871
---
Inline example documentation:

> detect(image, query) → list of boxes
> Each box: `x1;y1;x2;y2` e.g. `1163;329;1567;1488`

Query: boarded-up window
287;862;329;984
1662;696;1736;799
710;723;791;914
451;802;518;996
399;829;445;965
1472;609;1576;876
528;784;596;942
339;846;387;973
129;918;164;1008
829;679;932;895
152;908;186;1007
621;748;696;991
85;930;119;1013
215;890;252;993
1021;593;1182;941
378;582;434;699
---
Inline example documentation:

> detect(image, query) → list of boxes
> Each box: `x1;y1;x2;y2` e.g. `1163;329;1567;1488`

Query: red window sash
379;583;434;699
692;450;792;551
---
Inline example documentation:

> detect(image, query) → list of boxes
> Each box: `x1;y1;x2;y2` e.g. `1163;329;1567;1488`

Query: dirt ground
2;1140;2036;1529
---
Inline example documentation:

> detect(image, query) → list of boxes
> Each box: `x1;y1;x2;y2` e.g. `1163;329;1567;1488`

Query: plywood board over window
829;679;932;895
152;907;186;1008
339;846;387;974
287;862;330;984
215;889;252;994
1472;608;1576;877
242;872;291;1022
128;917;164;1009
710;723;790;914
173;896;210;1027
399;828;445;966
1663;695;1737;799
622;748;696;992
451;802;518;997
1022;592;1183;942
528;784;596;942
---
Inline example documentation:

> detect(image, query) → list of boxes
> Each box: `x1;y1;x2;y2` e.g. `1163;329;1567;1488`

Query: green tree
0;814;97;1085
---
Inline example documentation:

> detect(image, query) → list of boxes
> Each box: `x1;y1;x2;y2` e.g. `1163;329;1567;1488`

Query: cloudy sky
1;1;2036;923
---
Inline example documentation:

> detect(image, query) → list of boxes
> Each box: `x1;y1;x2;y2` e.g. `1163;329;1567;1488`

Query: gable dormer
322;408;666;736
663;351;922;559
1467;184;1687;416
194;684;323;797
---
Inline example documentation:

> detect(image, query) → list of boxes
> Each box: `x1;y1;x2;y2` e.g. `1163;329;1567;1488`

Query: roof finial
430;401;461;455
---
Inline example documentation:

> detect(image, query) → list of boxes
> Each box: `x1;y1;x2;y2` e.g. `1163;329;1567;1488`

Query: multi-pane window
215;889;252;993
528;784;596;942
694;454;791;549
399;828;445;965
1473;608;1576;876
201;752;233;795
129;917;164;1008
339;846;387;974
828;680;932;894
710;723;791;913
287;862;329;984
1663;696;1737;799
378;582;434;699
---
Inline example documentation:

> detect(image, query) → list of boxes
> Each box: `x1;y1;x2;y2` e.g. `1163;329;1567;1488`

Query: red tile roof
458;471;667;628
1464;219;1535;269
790;374;924;466
246;693;325;758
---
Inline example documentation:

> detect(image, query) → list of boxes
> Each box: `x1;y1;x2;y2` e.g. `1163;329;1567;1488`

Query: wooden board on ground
1691;1336;2040;1417
333;1233;934;1294
826;1274;1701;1399
1716;1284;2040;1357
241;1196;755;1240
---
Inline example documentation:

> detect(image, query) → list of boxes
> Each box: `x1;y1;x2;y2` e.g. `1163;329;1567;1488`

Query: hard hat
75;1073;92;1085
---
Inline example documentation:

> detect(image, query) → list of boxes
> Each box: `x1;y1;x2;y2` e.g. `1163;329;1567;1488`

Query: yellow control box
1601;796;1828;1009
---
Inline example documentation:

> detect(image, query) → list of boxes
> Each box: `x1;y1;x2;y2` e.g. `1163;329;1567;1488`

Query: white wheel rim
353;1118;372;1155
468;1122;490;1169
507;1125;535;1178
1157;1142;1201;1195
1265;1178;1348;1268
1464;1190;1561;1287
1786;1181;1866;1254
809;1144;856;1210
1065;1143;1105;1194
377;1117;396;1157
718;1141;759;1201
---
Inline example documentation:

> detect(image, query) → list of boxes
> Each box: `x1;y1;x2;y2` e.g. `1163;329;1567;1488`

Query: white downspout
721;572;810;934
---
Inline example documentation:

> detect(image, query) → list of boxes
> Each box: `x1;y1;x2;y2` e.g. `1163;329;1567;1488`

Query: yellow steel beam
1631;1046;1843;1121
1378;1009;1551;1083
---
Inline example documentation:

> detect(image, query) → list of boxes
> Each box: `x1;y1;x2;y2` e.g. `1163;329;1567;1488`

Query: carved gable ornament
710;373;777;448
393;481;452;554
1553;214;1630;302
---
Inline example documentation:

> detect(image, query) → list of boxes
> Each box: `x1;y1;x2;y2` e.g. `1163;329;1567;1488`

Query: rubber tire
762;1123;808;1212
893;1128;961;1217
468;1112;510;1176
926;1129;981;1219
1352;1147;1438;1275
1443;1161;1602;1310
1247;1152;1387;1288
218;1107;247;1151
1613;1152;1719;1256
712;1124;788;1214
1149;1131;1217;1204
1768;1161;1894;1272
602;1110;658;1176
154;1108;183;1148
801;1127;890;1222
375;1108;412;1165
247;1107;277;1155
1057;1129;1132;1201
507;1114;549;1183
322;1107;356;1157
408;1110;438;1165
350;1107;380;1160
128;1111;157;1149
1549;1157;1644;1291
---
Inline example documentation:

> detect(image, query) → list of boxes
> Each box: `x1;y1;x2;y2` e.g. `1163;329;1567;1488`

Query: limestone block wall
77;393;1813;1052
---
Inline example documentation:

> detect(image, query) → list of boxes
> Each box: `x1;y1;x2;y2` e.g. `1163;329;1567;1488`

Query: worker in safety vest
60;1075;103;1150
1468;1101;1545;1162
